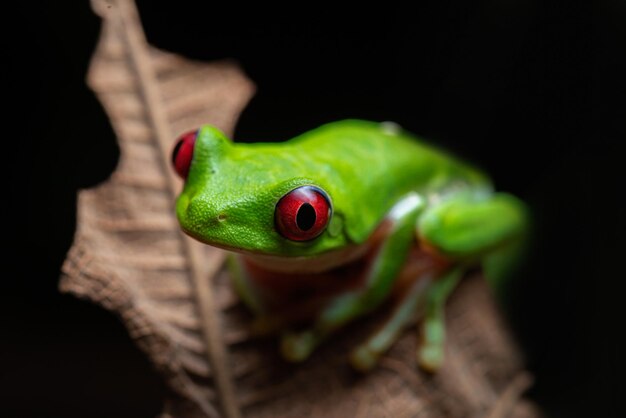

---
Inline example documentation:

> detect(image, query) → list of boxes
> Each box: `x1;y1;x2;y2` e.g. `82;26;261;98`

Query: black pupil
171;139;184;165
296;203;316;231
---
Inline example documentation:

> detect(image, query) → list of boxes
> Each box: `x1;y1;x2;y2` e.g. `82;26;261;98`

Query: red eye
275;186;332;241
171;130;198;178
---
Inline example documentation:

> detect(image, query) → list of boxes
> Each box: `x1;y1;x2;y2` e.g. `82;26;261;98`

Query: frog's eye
275;186;332;241
171;130;197;179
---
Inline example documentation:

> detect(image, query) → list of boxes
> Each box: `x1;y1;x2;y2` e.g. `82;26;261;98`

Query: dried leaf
61;1;542;417
61;0;253;417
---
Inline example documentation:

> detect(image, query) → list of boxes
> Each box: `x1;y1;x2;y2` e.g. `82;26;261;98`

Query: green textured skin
176;119;493;257
418;193;528;258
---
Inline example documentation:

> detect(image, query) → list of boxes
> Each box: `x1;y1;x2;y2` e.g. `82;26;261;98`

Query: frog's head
172;125;350;259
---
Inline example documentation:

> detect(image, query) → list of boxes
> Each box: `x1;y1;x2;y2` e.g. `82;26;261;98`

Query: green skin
176;119;528;371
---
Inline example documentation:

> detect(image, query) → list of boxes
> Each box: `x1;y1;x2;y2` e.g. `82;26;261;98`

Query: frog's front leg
347;264;457;371
416;266;463;371
281;193;426;361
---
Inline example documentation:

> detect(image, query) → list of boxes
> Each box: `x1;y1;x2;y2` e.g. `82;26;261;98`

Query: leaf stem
112;1;240;417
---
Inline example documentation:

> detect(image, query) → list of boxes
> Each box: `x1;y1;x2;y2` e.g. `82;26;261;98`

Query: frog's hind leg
418;192;530;299
353;192;529;372
413;192;529;371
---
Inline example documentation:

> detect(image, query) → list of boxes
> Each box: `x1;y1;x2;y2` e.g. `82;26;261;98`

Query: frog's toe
417;342;444;373
415;267;463;372
349;345;379;372
280;330;316;362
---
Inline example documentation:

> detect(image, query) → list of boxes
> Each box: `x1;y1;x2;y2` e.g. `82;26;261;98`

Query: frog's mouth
241;243;369;274
181;225;368;274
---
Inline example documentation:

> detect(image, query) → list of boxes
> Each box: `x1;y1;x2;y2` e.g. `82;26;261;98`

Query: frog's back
284;120;492;242
291;119;490;192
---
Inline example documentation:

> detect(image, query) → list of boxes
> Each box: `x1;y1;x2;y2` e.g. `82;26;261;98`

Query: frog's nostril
185;196;227;228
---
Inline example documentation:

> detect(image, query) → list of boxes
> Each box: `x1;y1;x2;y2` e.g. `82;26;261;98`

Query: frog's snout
183;194;226;229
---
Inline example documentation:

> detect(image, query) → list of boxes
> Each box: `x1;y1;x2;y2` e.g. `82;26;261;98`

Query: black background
4;1;624;417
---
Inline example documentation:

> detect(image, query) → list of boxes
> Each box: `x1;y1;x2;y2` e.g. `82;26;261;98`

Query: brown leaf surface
61;1;253;417
61;1;542;417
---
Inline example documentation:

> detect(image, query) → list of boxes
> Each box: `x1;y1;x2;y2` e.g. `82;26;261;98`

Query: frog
171;119;529;372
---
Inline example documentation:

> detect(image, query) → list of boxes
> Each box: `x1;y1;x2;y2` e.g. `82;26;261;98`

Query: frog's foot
280;330;319;362
417;310;445;372
415;267;463;372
